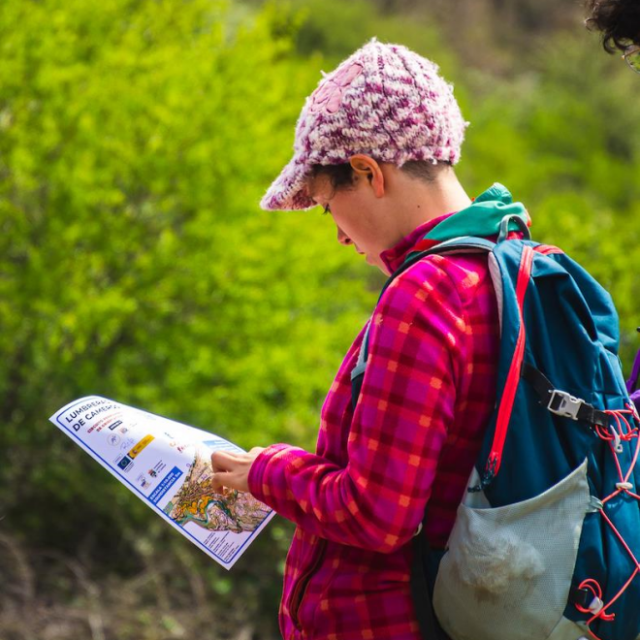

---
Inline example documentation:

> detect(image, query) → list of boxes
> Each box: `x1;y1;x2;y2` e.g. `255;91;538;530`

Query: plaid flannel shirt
248;214;500;640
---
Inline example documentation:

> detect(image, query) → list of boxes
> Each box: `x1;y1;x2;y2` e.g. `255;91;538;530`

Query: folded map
50;396;275;569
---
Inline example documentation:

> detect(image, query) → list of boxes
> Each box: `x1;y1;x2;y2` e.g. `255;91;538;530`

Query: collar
380;211;456;274
379;184;529;274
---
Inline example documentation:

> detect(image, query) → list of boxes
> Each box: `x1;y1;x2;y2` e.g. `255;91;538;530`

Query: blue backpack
351;191;640;640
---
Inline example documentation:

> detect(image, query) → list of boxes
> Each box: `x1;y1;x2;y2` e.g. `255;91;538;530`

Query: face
308;172;391;274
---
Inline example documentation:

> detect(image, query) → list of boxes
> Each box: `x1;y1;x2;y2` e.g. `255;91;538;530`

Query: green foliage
458;31;640;360
292;0;454;70
3;0;640;637
0;0;372;629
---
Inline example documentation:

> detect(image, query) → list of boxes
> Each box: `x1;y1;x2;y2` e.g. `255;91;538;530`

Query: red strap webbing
485;245;535;478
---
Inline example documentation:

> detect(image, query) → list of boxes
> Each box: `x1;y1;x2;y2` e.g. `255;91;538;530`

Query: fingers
210;452;228;492
211;450;236;472
211;469;232;492
210;448;264;494
211;448;264;471
210;452;245;493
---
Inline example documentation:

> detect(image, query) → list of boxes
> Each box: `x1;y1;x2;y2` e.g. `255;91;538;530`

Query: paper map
50;396;275;569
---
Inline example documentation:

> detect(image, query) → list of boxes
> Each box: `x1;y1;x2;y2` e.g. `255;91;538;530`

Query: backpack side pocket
433;459;593;640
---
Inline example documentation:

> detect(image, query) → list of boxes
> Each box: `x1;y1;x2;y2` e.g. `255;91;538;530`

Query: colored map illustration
164;449;270;533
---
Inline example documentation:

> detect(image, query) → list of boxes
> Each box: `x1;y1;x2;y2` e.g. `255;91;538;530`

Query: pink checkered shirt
248;214;500;640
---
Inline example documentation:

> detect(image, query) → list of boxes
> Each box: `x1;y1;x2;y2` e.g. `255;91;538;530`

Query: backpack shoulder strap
400;236;496;277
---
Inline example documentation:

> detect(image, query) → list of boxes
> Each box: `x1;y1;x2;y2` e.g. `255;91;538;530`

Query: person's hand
211;447;265;493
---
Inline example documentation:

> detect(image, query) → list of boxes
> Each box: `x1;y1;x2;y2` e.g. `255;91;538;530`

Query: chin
364;255;388;275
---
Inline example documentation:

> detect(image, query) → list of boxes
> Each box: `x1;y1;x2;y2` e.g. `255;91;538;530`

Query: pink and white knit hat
260;38;468;211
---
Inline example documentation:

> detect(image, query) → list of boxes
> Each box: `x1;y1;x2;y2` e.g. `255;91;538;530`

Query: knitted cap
260;39;468;211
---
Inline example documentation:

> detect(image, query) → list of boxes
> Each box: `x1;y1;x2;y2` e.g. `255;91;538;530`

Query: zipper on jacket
289;537;328;632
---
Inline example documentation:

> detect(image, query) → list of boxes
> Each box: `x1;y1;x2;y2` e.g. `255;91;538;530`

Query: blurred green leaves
3;0;640;636
459;31;640;355
0;0;372;549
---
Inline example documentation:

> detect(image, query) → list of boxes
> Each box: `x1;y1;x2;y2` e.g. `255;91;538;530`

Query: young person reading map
210;40;513;640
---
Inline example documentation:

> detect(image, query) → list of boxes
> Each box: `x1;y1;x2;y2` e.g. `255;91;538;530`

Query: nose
336;226;352;246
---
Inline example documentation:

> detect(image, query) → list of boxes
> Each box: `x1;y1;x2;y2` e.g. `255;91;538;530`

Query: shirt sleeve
247;257;468;553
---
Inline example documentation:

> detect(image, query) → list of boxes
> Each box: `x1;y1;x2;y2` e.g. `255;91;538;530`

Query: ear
349;154;385;198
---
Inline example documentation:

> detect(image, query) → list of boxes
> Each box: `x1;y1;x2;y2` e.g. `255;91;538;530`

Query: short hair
310;161;450;195
586;0;640;52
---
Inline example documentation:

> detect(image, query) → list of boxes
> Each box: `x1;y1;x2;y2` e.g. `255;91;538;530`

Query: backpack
351;199;640;640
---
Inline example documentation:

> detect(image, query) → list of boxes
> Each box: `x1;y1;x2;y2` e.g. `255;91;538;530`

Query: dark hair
310;160;449;195
586;0;640;53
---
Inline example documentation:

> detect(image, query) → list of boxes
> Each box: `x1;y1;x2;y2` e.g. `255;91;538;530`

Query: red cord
574;408;640;636
575;579;615;622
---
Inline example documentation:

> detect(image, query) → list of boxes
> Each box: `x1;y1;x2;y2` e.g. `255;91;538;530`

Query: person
586;0;640;69
211;39;515;640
